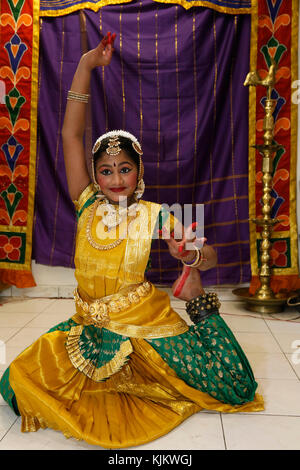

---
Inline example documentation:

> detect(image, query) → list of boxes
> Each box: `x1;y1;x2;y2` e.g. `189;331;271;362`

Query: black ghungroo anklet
186;292;221;324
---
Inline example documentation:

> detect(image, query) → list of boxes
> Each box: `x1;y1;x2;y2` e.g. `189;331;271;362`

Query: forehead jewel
92;130;143;156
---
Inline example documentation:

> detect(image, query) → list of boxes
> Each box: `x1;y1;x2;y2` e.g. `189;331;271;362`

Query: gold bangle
67;90;89;103
181;248;201;267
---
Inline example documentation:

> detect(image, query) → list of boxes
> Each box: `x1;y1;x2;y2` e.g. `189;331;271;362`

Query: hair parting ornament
91;130;145;200
92;130;143;156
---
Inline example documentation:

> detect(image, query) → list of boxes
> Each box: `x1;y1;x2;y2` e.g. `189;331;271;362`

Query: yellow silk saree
0;185;263;448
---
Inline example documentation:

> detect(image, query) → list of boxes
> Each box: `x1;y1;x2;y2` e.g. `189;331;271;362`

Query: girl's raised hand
83;32;117;70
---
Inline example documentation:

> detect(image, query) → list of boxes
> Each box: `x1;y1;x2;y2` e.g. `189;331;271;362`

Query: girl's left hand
161;223;206;262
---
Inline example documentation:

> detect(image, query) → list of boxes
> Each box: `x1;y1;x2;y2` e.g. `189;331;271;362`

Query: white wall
0;261;76;298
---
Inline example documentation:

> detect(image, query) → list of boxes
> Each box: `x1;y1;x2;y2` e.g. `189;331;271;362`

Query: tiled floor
0;291;300;450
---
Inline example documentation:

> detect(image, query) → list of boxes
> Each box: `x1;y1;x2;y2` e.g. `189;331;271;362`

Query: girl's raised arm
62;33;116;201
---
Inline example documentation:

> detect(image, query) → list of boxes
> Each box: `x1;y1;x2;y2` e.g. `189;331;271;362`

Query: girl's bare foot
172;266;205;301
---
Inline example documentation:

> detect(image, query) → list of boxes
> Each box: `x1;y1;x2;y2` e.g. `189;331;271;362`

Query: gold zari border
40;0;133;16
65;325;133;382
152;0;252;14
40;0;253;17
288;0;299;276
248;0;258;275
25;0;40;273
106;319;189;339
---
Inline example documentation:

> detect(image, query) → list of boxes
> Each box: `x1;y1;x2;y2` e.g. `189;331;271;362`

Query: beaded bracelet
67;90;89;103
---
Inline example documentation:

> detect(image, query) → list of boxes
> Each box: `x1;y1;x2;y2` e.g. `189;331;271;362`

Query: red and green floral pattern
0;0;38;285
250;0;299;291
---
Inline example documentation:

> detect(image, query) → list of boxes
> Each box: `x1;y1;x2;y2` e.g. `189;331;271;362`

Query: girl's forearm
62;56;92;140
69;55;93;93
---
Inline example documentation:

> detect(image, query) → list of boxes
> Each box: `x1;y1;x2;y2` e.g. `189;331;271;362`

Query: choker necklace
86;199;138;251
96;198;138;231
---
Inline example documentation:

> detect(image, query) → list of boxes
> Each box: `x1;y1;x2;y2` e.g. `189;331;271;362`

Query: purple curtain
33;0;251;286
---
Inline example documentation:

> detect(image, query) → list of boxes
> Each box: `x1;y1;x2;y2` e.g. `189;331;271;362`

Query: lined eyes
99;167;132;176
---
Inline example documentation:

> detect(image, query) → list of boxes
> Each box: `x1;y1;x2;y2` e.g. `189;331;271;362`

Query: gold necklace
86;200;137;251
96;199;138;231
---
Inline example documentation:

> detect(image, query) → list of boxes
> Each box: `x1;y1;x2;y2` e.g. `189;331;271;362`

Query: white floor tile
0;417;102;450
256;378;300;416
131;412;225;450
220;301;256;316
286;354;300;379
24;298;75;329
221;313;269;333
222;414;300;450
40;299;76;315
26;312;72;329
269;332;300;354
5;328;48;350
0;312;42;328
246;352;299;380
212;288;249;302
0;327;21;343
0;298;55;314
265;318;300;334
0;406;18;441
233;332;283;354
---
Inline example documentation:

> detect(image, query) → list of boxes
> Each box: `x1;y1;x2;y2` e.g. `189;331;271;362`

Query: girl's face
95;150;138;204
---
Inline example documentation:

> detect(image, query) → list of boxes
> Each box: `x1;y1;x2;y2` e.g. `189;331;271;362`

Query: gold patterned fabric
8;330;264;448
4;184;264;448
65;324;133;382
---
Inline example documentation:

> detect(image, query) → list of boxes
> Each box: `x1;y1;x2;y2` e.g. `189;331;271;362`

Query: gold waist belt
74;282;152;329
